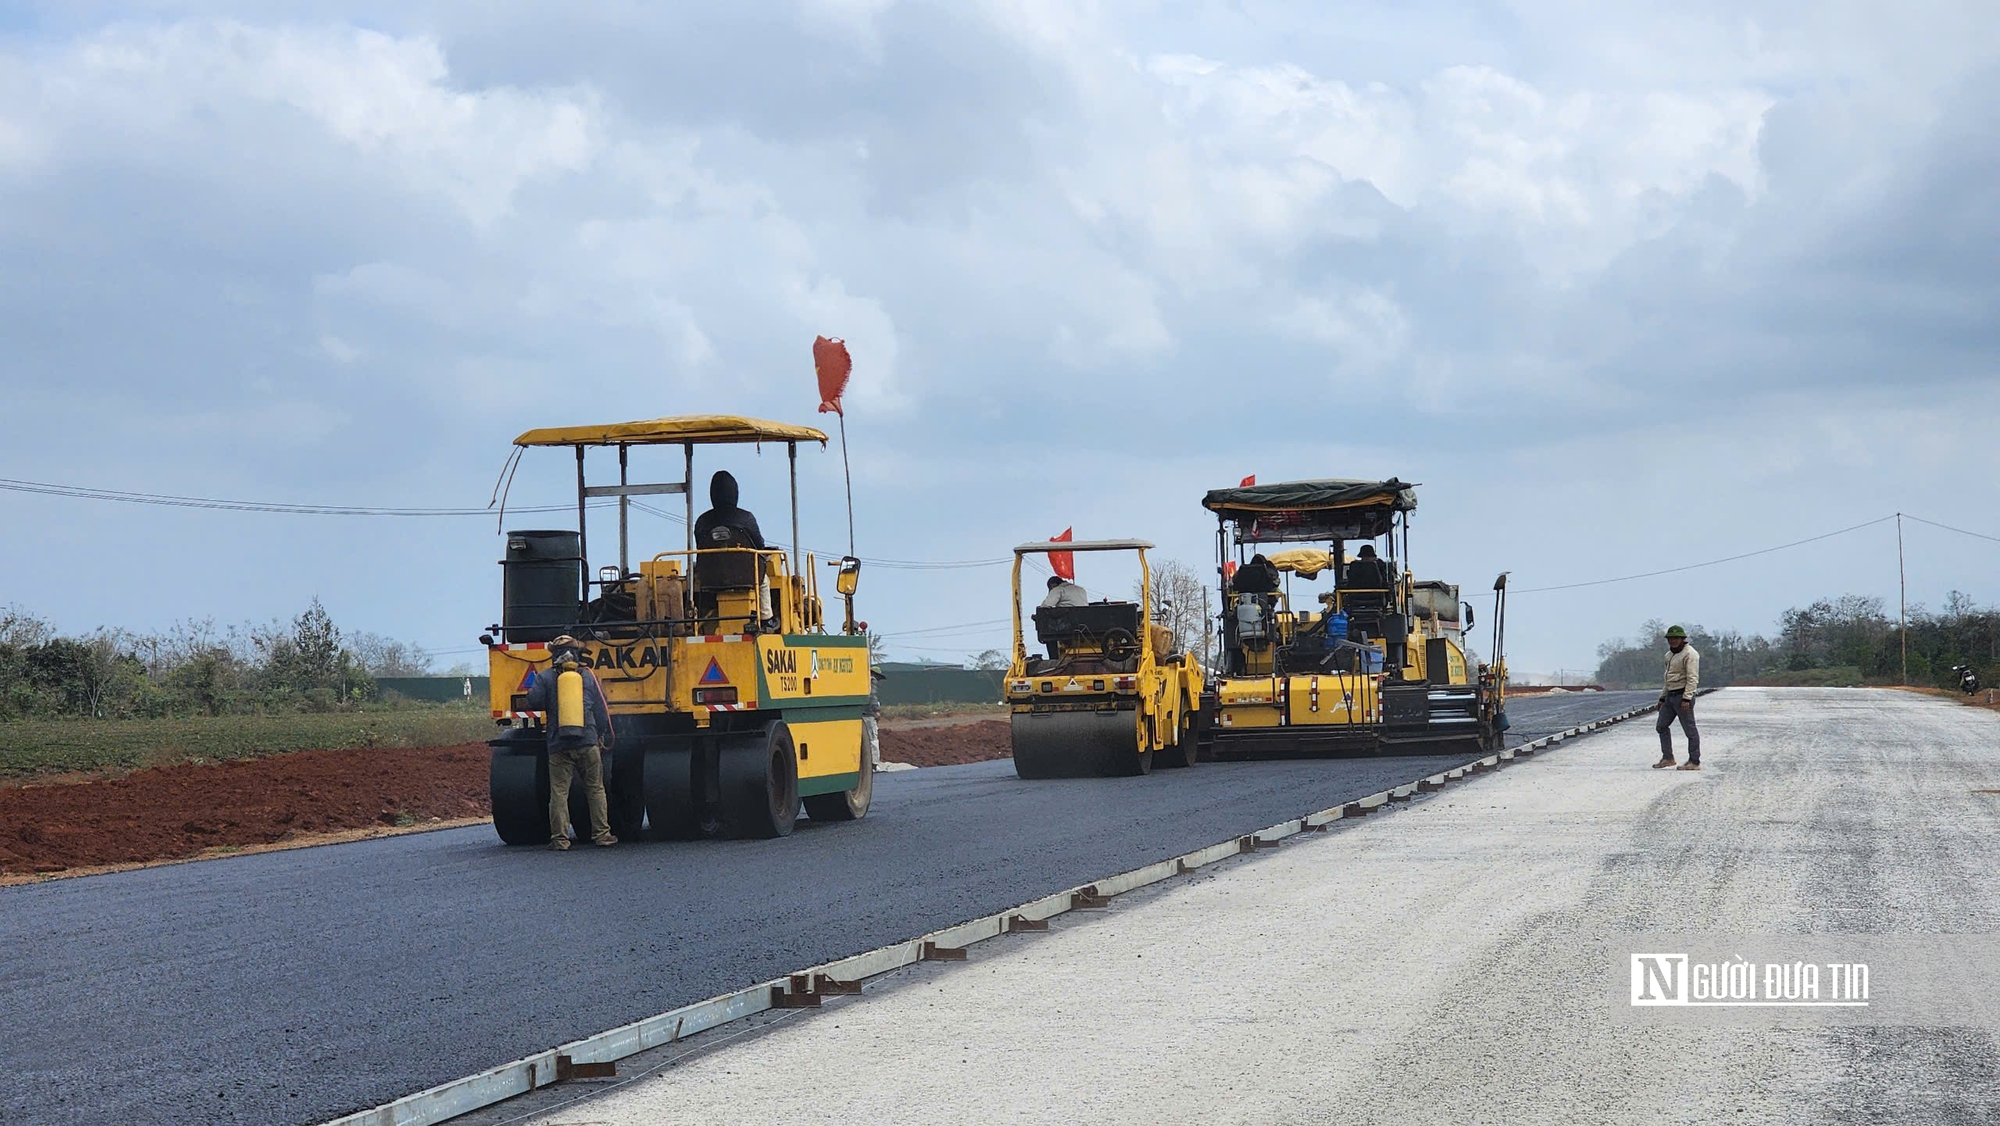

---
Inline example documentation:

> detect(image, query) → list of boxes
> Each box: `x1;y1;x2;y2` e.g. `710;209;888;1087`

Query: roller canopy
1202;478;1418;516
515;415;829;448
1014;538;1154;554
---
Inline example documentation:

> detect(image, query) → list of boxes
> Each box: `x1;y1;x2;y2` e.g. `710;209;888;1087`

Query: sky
1;0;1996;676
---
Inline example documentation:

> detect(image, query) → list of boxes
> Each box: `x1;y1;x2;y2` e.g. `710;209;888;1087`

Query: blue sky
2;1;1996;675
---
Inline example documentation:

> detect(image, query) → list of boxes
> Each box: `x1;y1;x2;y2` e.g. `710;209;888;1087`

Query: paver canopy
1201;478;1419;517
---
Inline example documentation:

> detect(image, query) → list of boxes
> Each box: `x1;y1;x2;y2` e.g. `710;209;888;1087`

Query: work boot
1676;761;1702;771
1652;756;1676;769
546;838;571;851
594;834;619;848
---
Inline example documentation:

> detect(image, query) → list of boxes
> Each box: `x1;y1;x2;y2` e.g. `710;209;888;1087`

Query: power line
891;642;1009;655
876;618;1011;638
627;500;1009;571
1902;513;2000;546
0;476;579;517
1511;515;1899;595
0;473;1010;568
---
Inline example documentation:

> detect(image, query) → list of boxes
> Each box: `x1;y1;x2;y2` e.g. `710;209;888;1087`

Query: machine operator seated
692;470;772;629
1341;544;1393;609
1231;554;1282;595
1041;575;1088;607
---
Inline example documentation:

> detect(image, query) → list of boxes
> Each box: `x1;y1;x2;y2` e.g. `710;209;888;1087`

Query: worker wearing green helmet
1654;625;1701;770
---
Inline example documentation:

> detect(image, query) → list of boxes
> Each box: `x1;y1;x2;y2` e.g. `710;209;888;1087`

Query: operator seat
693;530;761;632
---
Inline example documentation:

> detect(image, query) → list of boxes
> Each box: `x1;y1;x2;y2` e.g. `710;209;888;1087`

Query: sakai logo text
582;646;657;670
765;649;798;675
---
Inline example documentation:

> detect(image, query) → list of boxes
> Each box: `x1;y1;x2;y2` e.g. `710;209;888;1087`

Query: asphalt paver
0;691;1650;1125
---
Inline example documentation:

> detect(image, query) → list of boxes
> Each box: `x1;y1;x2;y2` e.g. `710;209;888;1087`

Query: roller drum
1154;709;1198;769
1012;710;1150;779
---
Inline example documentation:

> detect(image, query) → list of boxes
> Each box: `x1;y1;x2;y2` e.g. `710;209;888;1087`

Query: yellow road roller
1201;478;1507;757
482;415;874;842
1004;539;1206;777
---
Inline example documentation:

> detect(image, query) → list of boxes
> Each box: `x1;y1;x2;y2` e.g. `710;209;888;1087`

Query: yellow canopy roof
1268;548;1334;577
514;415;829;448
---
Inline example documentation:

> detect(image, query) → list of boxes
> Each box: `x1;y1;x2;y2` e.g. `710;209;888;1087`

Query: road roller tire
606;745;646;840
490;742;550;846
1013;710;1146;779
718;722;799;839
644;739;719;840
803;748;873;822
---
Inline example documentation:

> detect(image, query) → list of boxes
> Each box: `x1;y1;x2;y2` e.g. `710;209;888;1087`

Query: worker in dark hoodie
693;469;765;552
692;470;773;628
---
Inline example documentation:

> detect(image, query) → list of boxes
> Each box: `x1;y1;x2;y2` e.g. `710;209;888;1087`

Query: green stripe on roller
798;770;861;797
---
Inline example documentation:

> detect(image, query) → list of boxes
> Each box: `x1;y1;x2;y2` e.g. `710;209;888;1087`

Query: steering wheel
1102;628;1140;663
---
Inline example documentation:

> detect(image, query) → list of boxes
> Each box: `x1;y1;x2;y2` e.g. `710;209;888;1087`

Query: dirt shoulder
1;724;1015;881
1888;685;2000;712
880;720;1011;768
1;743;491;878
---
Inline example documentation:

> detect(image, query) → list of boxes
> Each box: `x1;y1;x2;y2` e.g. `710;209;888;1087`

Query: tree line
0;600;443;721
1593;591;2000;690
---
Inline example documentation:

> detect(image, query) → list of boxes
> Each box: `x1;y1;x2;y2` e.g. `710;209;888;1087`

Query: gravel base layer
510;688;2000;1126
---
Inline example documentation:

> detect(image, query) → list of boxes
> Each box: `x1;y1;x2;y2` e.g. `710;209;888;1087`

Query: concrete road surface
530;689;2000;1126
0;692;1641;1126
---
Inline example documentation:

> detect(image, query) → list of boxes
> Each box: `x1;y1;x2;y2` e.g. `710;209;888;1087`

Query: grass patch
0;709;499;780
1738;666;1868;688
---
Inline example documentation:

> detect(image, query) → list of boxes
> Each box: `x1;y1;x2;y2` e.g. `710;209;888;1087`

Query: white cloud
0;1;1994;674
48;22;599;225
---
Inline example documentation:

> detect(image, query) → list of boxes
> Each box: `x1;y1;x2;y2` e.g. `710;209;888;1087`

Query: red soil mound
0;744;489;875
0;725;1017;877
879;720;1011;767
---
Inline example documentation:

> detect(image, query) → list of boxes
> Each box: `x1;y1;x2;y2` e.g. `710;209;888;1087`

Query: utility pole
1897;512;1908;686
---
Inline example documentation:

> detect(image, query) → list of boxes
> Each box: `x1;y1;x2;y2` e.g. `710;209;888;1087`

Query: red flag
1240;474;1256;487
1224;560;1238;582
813;336;851;416
1048;527;1074;582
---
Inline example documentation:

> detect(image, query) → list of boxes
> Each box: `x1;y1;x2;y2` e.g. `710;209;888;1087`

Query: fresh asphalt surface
0;691;1651;1126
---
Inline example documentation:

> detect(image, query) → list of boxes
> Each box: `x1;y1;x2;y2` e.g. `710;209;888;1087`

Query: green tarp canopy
1202;478;1418;517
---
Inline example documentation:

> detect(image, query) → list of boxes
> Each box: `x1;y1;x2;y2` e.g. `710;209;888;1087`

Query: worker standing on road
1041;574;1088;608
524;635;618;849
1654;625;1701;771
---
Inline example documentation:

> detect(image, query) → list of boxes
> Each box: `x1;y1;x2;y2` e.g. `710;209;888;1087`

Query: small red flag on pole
813;335;857;555
1048;527;1075;581
813;336;851;416
1240;474;1256;487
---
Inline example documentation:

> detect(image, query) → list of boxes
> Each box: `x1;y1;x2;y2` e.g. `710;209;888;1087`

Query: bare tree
351;632;435;676
0;605;52;649
1133;559;1210;659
